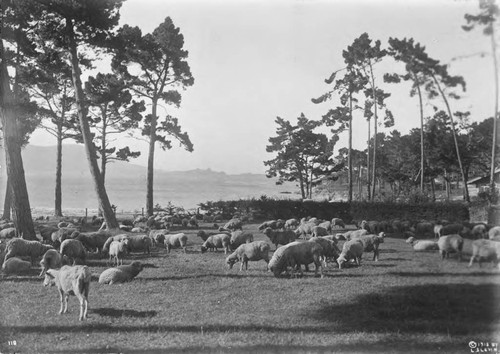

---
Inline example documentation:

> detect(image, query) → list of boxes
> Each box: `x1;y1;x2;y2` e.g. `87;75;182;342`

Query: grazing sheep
163;233;188;253
73;231;110;253
51;227;78;247
219;218;243;231
258;220;278;231
0;227;16;239
437;234;464;260
468;239;500;268
318;221;332;233
268;241;324;278
405;236;439;251
264;227;298;250
226;241;271;271
4;238;53;265
319;235;339;244
294;223;314;239
197;230;228;242
309;237;340;262
312;226;329;237
60;239;86;265
488;226;500;241
440;223;469;237
351;233;385;261
201;234;231;254
343;229;368;241
108;240;129;266
229;230;254;250
125;235;152;254
149;229;168;246
331;218;345;229
98;261;144;285
337;239;364;269
43;265;91;321
471;224;488;239
1;257;31;275
39;249;63;276
38;225;59;243
284;218;299;230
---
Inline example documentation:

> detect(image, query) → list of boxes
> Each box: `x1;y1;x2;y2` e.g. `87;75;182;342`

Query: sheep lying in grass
108;239;129;266
1;257;31;275
437;234;464;260
229;231;254;250
337;239;364;269
43;265;91;321
98;261;144;285
468;239;500;268
164;233;188;253
60;239;86;265
405;236;439;251
264;227;297;250
4;238;54;265
351;233;385;261
489;226;500;241
268;241;324;278
40;249;63;276
226;241;271;271
201;234;231;254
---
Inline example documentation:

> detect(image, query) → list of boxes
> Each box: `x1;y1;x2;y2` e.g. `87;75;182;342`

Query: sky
28;0;497;174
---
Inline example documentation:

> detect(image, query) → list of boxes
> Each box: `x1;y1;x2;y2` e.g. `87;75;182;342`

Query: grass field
0;222;499;354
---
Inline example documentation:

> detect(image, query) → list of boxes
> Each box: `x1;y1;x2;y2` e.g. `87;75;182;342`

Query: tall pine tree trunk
490;25;499;193
2;176;12;220
413;72;425;193
54;124;63;217
369;62;378;200
65;17;118;229
366;118;371;201
348;92;353;202
146;97;158;216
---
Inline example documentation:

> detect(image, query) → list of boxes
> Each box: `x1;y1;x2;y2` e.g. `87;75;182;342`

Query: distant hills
0;144;299;211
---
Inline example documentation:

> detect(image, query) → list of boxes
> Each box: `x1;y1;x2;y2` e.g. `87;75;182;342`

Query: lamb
225;241;271;271
263;227;298;250
1;257;31;275
201;233;231;254
437;234;464;260
229;230;254;250
350;233;385;261
331;218;345;229
108;239;129;266
268;241;324;278
43;265;91;321
125;234;152;254
60;239;86;265
4;238;54;265
468;239;500;268
337;239;364;269
405;236;439;251
102;234;130;254
98;261;144;284
73;231;110;253
488;226;500;241
0;227;16;239
312;226;329;237
39;249;63;276
163;233;188;253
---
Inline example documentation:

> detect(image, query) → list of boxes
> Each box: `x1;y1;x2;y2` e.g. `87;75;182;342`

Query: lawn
0;222;499;354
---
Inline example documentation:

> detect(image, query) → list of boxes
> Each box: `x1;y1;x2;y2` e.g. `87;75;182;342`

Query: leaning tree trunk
2;176;12;220
146;97;159;216
65;17;118;229
0;44;36;239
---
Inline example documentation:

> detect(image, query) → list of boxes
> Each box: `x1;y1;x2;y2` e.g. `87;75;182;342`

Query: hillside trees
111;17;194;216
264;114;342;199
35;0;124;229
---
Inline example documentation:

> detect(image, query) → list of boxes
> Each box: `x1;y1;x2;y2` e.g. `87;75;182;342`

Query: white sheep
311;226;329;237
405;237;439;251
98;261;144;284
148;229;169;246
488;226;500;241
284;218;299;230
318;221;332;233
268;241;324;278
102;234;130;254
468;239;500;268
60;239;86;265
219;218;243;231
225;241;271;271
264;227;298;250
201;233;231;254
351;232;385;261
309;237;340;263
229;230;254;250
40;249;63;276
1;257;31;275
4;238;54;265
337;239;364;269
343;229;368;241
258;220;278;231
43;265;91;321
108;239;129;266
125;234;152;254
434;224;443;239
437;234;464;260
294;223;314;239
163;233;188;253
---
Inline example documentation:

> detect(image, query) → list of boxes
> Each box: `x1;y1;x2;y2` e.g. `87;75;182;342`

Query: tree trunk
0;43;36;239
146;97;158;216
490;25;499;193
413;72;425;193
348;92;353;202
366;118;371;201
369;61;378;200
54;123;63;217
65;17;118;229
2;176;12;220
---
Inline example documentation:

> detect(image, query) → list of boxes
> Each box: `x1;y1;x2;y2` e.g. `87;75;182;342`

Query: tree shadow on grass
389;271;499;277
92;307;157;318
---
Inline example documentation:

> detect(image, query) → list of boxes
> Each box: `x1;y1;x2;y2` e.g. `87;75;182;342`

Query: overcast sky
29;0;495;174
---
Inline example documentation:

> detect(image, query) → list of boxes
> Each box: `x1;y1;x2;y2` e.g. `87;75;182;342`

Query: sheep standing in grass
102;234;129;254
60;239;86;265
197;230;229;242
163;233;188;253
343;229;368;241
226;241;271;271
229;231;254;250
331;218;345;229
73;231;110;253
351;233;385;261
294;223;314;239
309;237;340;263
1;257;31;275
40;249;63;276
471;224;488;239
4;238;53;265
489;226;500;241
437;234;464;260
405;237;439;251
201;234;231;254
108;240;129;266
337;239;364;269
43;265;91;321
219;218;243;232
284;218;299;230
264;227;298;250
125;235;152;254
149;229;168;246
311;226;329;237
268;241;324;278
258;220;278;231
318;221;332;233
98;261;144;284
468;239;500;268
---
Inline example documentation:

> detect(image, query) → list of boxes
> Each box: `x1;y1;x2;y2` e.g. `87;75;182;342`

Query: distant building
467;167;500;197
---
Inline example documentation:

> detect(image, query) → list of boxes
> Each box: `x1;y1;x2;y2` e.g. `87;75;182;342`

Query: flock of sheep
0;214;499;321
